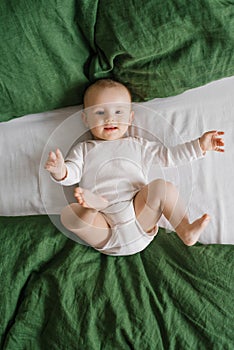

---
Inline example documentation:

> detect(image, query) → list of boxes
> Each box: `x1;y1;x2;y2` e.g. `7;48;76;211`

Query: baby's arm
199;130;225;154
45;148;108;209
44;148;67;181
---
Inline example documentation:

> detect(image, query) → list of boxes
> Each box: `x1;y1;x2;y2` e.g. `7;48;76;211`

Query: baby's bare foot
74;187;109;210
176;214;210;246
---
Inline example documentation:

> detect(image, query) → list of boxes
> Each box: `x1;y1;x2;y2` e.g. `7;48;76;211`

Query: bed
1;1;234;349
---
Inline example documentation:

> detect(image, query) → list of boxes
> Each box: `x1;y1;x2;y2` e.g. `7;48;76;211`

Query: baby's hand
199;131;225;154
44;148;67;180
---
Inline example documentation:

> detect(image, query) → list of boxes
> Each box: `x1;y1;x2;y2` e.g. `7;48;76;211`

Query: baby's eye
115;110;123;115
95;111;105;116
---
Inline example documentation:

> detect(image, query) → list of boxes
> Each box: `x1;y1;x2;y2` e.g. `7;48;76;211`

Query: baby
45;79;225;256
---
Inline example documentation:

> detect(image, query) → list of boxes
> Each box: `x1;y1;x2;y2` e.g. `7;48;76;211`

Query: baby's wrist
51;166;67;181
198;138;206;154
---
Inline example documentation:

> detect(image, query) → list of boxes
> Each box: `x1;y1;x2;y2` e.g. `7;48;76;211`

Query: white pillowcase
1;76;233;244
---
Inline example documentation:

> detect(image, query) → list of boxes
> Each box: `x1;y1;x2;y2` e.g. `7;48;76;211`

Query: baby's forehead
84;85;131;107
89;84;128;95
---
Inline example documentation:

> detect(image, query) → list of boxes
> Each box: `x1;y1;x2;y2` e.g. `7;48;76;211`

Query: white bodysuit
55;136;204;256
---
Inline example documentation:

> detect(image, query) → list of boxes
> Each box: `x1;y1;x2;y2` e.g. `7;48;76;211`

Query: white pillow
1;76;233;244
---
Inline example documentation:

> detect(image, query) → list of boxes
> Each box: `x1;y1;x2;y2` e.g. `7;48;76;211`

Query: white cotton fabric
52;136;203;205
95;200;158;256
0;76;234;244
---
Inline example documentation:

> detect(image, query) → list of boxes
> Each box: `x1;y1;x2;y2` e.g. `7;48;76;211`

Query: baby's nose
105;114;115;123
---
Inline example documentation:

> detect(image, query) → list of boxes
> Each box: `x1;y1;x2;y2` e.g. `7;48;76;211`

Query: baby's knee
60;203;80;230
149;179;177;196
150;179;169;190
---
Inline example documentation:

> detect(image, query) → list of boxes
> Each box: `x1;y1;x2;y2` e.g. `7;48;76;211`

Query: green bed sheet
1;216;233;349
0;0;234;120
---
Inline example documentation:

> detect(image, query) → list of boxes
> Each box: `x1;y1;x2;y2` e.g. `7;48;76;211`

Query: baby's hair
83;78;132;107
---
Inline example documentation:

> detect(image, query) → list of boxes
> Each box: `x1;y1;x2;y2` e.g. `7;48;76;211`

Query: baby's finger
206;130;218;135
45;161;57;168
48;151;56;161
56;148;64;160
74;189;79;197
44;160;52;168
44;164;55;171
214;138;224;144
74;187;83;194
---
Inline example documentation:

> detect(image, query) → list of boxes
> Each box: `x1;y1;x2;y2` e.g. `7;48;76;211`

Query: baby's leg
61;203;111;248
134;179;210;246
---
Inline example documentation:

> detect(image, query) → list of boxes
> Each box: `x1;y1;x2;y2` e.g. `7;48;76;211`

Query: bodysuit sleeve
51;143;84;186
141;138;204;168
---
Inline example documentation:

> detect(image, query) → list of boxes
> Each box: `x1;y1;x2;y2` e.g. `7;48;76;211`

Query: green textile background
1;216;233;349
0;0;234;120
0;0;90;121
80;0;234;101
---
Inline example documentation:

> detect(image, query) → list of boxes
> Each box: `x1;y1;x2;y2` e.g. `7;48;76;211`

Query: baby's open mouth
104;126;118;130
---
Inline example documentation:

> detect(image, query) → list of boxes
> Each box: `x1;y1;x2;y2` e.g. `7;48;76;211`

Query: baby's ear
130;110;134;123
82;111;89;127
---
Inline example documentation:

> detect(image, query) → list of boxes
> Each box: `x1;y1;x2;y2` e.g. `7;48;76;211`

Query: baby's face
82;86;134;141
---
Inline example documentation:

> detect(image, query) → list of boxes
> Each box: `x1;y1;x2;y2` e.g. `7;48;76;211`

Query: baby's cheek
88;116;105;128
89;126;104;139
